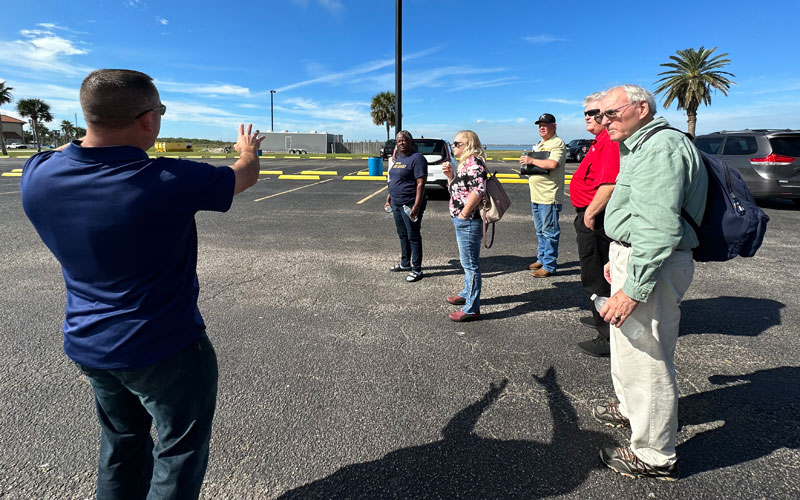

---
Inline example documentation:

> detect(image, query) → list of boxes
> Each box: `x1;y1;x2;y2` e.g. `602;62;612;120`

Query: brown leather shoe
528;261;543;270
449;311;480;322
531;268;554;278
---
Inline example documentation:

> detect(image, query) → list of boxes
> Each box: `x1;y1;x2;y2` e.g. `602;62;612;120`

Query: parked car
380;139;396;159
566;139;593;162
694;129;800;205
7;143;26;149
388;138;452;188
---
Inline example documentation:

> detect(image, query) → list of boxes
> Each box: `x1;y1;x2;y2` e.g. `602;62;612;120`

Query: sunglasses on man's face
593;103;634;124
134;103;167;120
584;109;600;117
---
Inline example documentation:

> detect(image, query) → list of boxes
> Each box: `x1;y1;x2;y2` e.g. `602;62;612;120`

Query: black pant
574;208;612;340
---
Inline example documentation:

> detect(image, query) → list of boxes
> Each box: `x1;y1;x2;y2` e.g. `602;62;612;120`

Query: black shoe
580;316;599;329
389;264;411;272
592;402;630;428
578;336;610;357
600;446;679;481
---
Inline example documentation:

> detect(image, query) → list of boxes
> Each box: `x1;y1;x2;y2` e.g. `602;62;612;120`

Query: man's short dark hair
80;69;159;129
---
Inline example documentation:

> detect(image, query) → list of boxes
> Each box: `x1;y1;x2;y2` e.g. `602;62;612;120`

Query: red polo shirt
569;129;620;208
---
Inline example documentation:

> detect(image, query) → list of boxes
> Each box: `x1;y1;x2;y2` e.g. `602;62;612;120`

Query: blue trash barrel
257;149;263;156
368;156;383;176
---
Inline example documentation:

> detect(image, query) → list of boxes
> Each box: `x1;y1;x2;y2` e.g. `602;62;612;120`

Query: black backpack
641;126;769;262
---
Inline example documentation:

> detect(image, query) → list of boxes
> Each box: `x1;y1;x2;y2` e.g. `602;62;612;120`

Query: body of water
484;144;530;151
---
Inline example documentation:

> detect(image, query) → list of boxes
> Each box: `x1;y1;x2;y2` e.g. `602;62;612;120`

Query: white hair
583;91;605;106
615;84;657;115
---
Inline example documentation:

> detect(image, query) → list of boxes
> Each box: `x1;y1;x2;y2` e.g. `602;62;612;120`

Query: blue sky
1;0;798;144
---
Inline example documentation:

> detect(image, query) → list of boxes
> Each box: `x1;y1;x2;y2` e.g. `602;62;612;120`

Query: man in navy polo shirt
21;69;263;499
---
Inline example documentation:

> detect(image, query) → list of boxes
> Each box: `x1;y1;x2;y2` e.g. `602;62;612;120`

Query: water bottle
403;205;418;222
591;294;645;340
384;205;392;213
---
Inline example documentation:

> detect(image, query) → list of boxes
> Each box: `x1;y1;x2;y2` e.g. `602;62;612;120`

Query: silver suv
694;129;800;205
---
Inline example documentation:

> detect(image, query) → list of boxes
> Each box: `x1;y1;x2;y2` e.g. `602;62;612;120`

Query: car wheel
792;199;800;208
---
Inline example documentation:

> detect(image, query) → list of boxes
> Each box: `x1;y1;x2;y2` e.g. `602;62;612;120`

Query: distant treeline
156;137;232;147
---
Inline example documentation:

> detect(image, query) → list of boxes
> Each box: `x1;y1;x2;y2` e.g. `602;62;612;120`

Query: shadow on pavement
680;296;784;337
678;366;800;478
423;257;580;281
278;368;612;499
480;281;586;320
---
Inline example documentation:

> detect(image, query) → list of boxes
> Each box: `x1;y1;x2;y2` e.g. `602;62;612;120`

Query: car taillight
750;153;795;165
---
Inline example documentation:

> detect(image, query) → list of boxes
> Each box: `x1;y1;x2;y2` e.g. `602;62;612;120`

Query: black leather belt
614;240;632;248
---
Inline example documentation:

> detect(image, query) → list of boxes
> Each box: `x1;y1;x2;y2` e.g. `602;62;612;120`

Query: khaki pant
609;242;694;467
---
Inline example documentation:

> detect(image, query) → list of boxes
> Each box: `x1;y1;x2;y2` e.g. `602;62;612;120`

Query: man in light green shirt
518;113;566;277
591;85;707;481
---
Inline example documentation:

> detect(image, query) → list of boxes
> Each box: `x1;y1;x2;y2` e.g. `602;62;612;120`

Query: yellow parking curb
210;155;227;158
261;156;276;158
494;173;520;178
300;170;337;176
498;178;528;184
186;155;203;158
501;157;521;161
259;170;283;175
356;171;389;176
308;156;326;159
279;174;320;180
12;168;23;172
343;175;387;181
1;172;22;177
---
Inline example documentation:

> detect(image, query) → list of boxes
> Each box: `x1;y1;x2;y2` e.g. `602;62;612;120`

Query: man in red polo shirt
570;91;621;357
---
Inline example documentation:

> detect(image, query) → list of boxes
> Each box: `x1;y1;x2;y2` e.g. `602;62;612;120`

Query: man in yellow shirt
519;113;566;277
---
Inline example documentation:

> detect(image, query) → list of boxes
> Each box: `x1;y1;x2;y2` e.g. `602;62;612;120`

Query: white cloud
157;17;169;25
155;80;251;97
0;28;91;76
290;0;343;13
449;77;518;92
124;0;147;9
523;35;569;44
275;46;443;93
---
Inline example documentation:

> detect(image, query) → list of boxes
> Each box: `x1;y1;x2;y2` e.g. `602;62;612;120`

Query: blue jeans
453;217;483;314
76;333;218;500
531;202;562;273
391;199;426;273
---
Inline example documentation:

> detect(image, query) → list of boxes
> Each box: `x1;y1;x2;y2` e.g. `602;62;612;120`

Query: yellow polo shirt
528;135;566;204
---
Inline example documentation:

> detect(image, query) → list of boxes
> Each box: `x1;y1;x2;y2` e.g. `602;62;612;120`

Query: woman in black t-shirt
384;130;428;282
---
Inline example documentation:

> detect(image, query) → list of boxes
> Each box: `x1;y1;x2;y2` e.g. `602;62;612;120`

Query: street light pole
395;0;402;135
270;90;276;132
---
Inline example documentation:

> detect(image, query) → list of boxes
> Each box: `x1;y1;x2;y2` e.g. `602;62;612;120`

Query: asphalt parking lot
1;156;798;499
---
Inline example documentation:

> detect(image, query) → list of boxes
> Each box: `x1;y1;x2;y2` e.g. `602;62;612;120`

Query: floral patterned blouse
448;155;487;219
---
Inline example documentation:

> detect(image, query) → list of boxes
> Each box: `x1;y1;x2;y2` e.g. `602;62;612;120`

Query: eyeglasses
134;103;167;119
451;141;464;148
584;109;601;117
593;103;633;124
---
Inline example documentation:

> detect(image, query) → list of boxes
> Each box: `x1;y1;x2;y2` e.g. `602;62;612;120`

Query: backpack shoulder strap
639;125;703;230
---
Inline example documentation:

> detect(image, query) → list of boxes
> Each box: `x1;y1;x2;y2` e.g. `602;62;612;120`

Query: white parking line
253;178;333;202
356;186;388;205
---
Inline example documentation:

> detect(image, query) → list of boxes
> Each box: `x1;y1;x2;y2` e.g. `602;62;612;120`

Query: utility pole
270;90;276;132
395;0;402;135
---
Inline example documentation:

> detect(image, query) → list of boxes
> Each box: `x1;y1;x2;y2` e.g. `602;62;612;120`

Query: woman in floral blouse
442;130;487;322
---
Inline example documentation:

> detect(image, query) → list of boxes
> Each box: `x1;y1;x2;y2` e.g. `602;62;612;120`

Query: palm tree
370;91;396;141
654;46;735;137
61;120;75;145
0;81;13;156
16;98;53;152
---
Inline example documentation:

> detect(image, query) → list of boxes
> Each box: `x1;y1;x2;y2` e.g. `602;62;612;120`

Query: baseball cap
535;113;556;125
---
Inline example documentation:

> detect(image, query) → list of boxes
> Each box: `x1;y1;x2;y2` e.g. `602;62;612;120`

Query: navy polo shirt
20;142;235;370
388;152;427;206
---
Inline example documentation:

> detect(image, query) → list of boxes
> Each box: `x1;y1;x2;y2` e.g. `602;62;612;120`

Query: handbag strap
482;219;495;249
